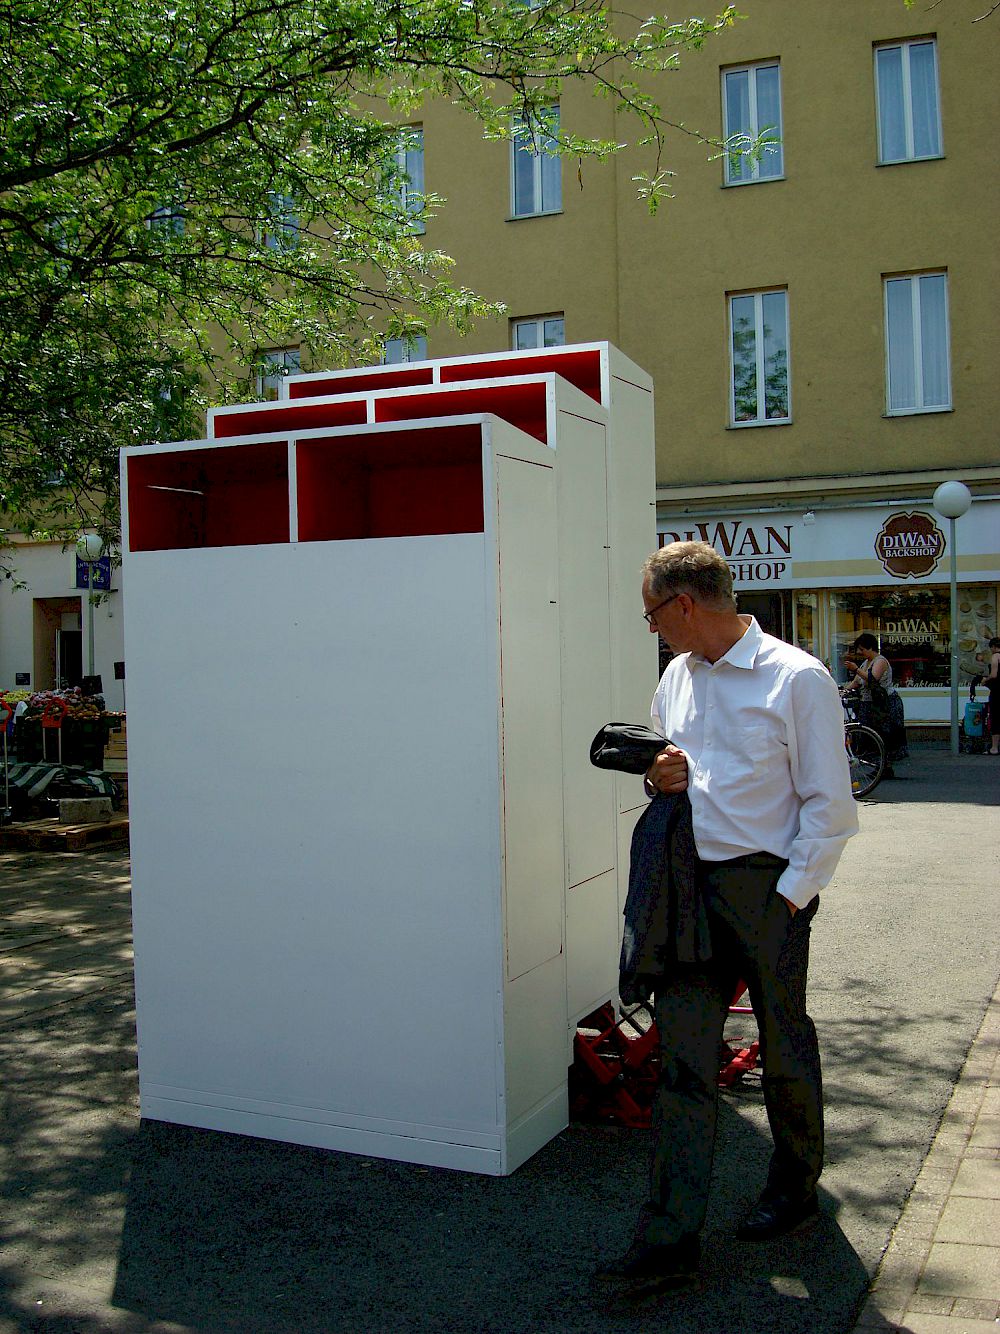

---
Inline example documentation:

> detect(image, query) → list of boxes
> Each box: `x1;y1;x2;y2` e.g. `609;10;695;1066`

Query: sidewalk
854;979;1000;1333
1;743;998;1333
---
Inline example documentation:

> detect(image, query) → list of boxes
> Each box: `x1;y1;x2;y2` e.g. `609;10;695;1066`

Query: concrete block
58;797;113;825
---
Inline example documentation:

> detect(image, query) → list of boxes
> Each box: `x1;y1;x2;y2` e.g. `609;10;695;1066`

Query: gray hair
643;540;737;612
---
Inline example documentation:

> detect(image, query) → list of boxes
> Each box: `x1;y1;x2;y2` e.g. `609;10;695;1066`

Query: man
597;541;858;1295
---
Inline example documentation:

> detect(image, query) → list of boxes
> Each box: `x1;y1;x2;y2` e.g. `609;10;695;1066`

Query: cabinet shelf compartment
438;348;603;403
373;382;551;445
211;395;367;440
127;441;290;552
296;424;485;542
288;365;434;399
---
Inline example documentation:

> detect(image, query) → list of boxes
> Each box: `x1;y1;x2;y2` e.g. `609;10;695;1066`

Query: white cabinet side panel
553;410;616;890
616;803;647;918
566;868;619;1021
493;457;564;983
124;536;505;1136
608;377;659;746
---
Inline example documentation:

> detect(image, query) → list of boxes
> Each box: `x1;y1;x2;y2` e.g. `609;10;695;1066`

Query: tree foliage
0;0;738;543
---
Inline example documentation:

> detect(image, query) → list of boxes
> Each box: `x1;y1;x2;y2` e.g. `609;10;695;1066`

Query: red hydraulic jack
570;983;759;1128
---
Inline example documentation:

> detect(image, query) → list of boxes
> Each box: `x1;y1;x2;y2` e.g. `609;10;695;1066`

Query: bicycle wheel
845;723;886;798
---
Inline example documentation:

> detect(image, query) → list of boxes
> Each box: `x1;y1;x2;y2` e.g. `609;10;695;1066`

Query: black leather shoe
593;1235;700;1296
735;1191;819;1241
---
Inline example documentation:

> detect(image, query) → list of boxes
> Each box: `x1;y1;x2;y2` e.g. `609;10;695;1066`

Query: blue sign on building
75;554;112;591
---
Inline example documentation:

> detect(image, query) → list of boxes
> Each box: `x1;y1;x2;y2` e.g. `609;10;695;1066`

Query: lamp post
932;481;973;756
75;533;104;680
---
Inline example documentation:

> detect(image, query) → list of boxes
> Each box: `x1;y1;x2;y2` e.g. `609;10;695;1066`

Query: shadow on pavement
854;744;1000;807
107;1107;868;1334
0;968;870;1334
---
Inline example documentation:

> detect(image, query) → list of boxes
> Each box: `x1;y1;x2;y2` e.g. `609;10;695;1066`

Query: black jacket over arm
589;724;711;1004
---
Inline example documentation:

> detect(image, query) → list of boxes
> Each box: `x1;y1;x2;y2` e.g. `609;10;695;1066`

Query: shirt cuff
775;870;820;910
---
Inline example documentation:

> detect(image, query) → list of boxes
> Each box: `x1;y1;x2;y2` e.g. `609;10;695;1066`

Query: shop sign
657;520;792;585
874;512;945;579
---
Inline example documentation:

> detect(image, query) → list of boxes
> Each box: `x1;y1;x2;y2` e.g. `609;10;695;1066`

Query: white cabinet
121;343;656;1174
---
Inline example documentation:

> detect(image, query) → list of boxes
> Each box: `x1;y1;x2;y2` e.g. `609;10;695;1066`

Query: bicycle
842;696;887;798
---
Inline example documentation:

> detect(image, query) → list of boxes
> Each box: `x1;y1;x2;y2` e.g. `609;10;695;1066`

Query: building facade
377;0;999;720
2;0;997;722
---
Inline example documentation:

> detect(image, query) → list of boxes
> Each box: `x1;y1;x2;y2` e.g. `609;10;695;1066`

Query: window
147;199;185;236
510;106;561;217
395;126;425;234
728;290;790;425
263;193;299;250
875;39;942;163
830;585;995;687
511;315;565;350
383;335;428;365
884;272;950;413
257;347;301;400
722;62;783;184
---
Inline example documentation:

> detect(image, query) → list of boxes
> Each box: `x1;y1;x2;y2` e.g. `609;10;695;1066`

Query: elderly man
597;541;858;1296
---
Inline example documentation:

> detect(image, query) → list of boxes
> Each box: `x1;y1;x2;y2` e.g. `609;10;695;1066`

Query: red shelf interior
212;397;367;438
127;442;289;551
438;348;603;403
296;425;484;541
288;366;434;398
373;382;550;444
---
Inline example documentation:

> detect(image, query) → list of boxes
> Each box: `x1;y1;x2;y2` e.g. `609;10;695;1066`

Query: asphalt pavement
1;744;998;1334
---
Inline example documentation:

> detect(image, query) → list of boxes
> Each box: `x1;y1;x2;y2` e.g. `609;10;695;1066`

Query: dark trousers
637;855;823;1245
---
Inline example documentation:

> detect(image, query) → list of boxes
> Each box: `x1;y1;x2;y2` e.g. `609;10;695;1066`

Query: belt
701;851;788;871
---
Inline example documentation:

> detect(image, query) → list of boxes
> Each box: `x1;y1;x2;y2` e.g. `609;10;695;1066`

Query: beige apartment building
371;0;999;721
3;0;998;726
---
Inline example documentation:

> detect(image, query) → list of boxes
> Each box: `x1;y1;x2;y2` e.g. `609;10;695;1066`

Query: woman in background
983;636;1000;755
843;632;908;772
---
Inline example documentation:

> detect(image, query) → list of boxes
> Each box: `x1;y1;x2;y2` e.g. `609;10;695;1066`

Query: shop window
722;61;783;184
830;585;997;687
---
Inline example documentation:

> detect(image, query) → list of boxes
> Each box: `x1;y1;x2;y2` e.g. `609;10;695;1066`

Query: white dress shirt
650;617;858;909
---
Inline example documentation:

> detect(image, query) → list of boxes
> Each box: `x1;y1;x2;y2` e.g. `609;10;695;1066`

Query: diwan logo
875;511;945;579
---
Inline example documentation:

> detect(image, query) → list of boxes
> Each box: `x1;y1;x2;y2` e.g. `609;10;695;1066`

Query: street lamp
75;532;104;680
932;481;972;756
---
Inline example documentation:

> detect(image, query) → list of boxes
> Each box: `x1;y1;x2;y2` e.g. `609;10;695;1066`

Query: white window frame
147;198;186;236
883;272;951;415
263;193;299;250
395;126;425;234
511;315;565;350
382;335;428;365
257;347;301;400
728;288;791;427
510;106;562;218
722;61;784;185
875;38;943;164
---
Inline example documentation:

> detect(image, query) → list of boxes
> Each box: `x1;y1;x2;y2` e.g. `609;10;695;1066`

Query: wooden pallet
1;812;130;852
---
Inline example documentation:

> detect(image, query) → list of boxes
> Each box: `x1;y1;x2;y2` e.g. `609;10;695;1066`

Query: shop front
656;500;999;723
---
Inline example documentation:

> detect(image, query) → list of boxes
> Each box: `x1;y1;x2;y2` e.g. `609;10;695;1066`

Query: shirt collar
687;615;762;672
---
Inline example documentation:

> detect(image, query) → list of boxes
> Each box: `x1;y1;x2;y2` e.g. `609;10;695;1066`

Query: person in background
595;541;858;1297
983;636;1000;755
842;633;908;772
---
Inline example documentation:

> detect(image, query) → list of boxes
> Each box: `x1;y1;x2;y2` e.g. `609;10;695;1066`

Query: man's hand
779;895;798;916
646;745;689;794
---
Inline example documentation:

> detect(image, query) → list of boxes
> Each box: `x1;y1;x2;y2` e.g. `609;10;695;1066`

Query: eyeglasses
643;592;680;625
